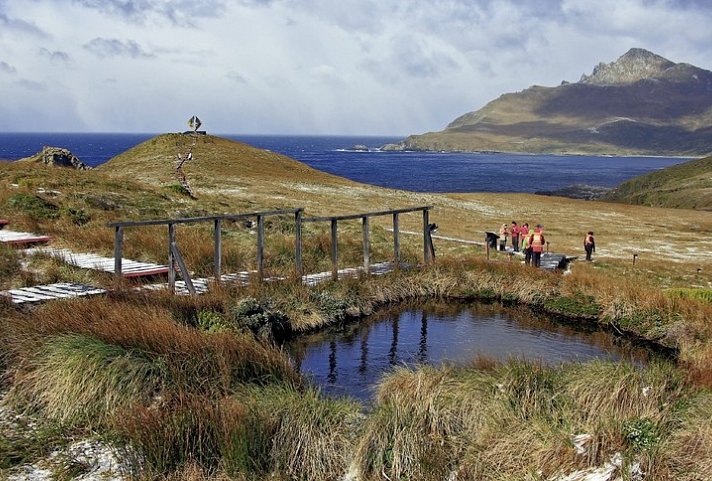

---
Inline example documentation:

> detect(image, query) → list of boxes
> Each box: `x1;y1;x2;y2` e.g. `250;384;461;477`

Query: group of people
496;221;596;267
497;221;546;267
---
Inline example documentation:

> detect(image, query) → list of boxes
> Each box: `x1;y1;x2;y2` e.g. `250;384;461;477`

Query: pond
285;302;663;401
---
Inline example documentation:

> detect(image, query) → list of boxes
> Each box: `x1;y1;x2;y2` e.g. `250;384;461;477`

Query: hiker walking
584;231;596;261
498;224;509;251
529;224;545;267
511;221;520;252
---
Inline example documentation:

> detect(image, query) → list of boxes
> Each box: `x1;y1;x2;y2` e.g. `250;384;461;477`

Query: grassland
2;135;712;480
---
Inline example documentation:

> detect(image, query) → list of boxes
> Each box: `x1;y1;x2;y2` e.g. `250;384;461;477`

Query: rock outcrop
39;147;91;169
17;146;91;170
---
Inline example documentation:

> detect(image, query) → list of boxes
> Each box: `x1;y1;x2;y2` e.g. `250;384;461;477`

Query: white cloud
0;0;711;134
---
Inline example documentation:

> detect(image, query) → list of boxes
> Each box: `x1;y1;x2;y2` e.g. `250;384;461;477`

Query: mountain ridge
391;48;712;156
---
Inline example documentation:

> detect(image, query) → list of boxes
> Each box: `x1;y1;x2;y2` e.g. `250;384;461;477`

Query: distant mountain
603;154;712;210
390;48;712;156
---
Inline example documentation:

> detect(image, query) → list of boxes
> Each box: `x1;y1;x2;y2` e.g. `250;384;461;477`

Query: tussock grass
8;334;158;427
356;359;688;481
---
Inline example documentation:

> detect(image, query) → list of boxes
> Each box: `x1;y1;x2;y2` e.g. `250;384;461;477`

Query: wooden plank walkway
28;247;169;278
0;229;50;246
1;283;107;305
140;262;399;295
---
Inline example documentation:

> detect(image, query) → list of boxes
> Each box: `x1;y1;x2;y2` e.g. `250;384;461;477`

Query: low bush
8;193;59;219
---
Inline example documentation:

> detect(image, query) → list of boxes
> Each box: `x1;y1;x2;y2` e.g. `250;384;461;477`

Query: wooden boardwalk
28;247;169;277
2;283;107;305
0;229;50;246
140;262;399;295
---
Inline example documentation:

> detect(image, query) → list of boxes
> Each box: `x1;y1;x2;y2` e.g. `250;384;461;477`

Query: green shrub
230;297;289;341
62;207;90;226
8;193;59;219
196;310;229;333
622;416;659;452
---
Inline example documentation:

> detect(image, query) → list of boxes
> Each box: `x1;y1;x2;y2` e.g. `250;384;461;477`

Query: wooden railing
108;208;304;294
108;205;434;292
303;206;434;280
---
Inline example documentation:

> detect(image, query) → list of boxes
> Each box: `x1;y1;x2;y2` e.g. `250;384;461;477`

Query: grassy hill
604;155;712;210
99;133;351;190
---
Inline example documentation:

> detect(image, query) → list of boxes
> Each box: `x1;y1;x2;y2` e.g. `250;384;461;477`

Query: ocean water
0;133;687;193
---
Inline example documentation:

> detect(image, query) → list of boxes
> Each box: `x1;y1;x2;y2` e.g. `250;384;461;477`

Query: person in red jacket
529;224;545;267
510;221;520;252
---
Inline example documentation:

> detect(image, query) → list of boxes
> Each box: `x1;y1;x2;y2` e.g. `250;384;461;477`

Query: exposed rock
350;144;370;151
580;48;675;85
17;146;91;170
42;147;90;169
380;143;406;151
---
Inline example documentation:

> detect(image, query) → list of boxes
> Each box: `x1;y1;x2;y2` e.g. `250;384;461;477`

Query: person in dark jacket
584;231;596;261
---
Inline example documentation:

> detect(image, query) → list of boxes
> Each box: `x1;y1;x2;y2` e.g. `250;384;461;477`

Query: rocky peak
39;146;90;170
579;48;676;85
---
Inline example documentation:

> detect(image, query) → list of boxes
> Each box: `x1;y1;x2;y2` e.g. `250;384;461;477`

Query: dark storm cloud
83;37;154;58
72;0;227;25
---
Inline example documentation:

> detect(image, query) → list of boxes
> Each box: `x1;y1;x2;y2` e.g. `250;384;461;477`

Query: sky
1;0;712;135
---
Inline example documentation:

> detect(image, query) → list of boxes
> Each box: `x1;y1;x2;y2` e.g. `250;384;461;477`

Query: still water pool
285;303;660;401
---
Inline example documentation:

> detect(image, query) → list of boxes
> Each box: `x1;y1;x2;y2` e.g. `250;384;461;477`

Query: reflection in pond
285;302;665;401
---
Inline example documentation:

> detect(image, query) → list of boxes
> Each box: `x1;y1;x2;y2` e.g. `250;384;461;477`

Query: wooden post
171;243;196;295
295;209;303;277
257;215;265;281
423;208;431;263
392;213;400;263
362;216;370;272
168;223;176;293
214;218;222;283
114;225;123;279
331;218;338;280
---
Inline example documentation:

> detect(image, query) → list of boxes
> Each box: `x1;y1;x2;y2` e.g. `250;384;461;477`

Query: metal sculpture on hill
174;116;202;198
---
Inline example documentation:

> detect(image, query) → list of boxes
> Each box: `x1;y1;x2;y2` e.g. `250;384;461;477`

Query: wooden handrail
108;208;303;228
302;205;432;223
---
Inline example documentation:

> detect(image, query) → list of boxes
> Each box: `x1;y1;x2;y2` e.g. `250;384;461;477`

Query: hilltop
604;154;712;210
100;133;351;190
391;48;712;156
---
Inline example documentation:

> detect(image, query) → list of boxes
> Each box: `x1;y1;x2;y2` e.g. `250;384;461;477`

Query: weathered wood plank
30;247;169;277
0;230;50;246
2;283;106;304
